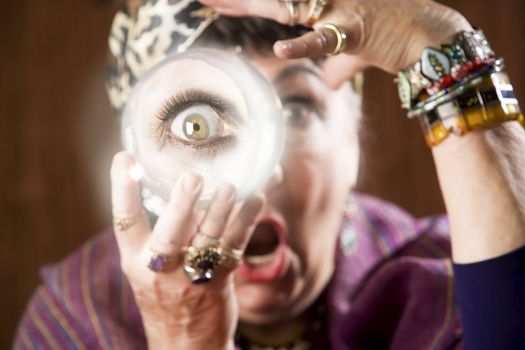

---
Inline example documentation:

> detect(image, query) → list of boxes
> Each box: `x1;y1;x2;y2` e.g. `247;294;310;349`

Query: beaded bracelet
396;29;524;147
397;30;496;110
408;58;504;118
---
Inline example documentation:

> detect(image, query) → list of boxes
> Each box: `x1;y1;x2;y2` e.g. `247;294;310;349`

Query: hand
110;152;265;350
198;0;472;88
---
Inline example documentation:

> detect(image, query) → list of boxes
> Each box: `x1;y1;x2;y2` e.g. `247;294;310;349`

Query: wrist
145;323;235;350
137;283;237;349
402;12;473;71
141;302;236;350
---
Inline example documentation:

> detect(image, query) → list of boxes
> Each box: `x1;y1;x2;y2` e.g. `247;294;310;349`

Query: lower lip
237;243;289;282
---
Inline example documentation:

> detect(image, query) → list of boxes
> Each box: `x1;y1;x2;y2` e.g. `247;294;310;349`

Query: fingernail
274;41;292;56
111;152;134;182
245;194;265;216
129;164;144;181
183;173;202;194
216;183;236;202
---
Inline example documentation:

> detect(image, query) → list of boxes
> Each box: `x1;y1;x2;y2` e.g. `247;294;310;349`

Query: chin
236;286;303;324
234;269;303;323
234;266;323;325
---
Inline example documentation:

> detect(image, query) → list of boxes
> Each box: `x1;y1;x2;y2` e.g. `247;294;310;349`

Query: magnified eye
154;90;240;154
170;106;233;143
182;113;209;140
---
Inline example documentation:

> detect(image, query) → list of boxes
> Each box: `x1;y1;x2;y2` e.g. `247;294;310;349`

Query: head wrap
106;0;219;112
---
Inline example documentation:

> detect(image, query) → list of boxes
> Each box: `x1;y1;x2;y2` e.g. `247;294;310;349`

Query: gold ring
184;246;222;284
306;0;327;26
192;230;223;247
218;246;243;270
112;211;142;231
285;1;299;25
321;23;347;55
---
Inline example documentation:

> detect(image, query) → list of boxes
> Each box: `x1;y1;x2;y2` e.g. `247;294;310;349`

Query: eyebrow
272;65;323;86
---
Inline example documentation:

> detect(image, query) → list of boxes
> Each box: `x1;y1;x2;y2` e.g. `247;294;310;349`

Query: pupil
181;114;210;141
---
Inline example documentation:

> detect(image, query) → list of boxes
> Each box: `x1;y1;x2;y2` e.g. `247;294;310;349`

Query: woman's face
235;53;361;324
129;49;361;323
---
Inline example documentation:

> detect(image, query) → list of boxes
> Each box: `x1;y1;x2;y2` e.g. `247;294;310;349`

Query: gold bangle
421;109;524;146
419;71;523;146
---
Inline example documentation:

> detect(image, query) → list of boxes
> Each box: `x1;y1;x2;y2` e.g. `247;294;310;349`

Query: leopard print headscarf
106;0;219;112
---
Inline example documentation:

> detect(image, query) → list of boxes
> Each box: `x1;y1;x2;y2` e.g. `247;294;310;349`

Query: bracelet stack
396;29;524;146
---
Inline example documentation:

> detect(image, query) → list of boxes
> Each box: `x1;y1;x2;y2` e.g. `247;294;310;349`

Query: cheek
281;150;319;211
279;129;358;223
281;138;346;214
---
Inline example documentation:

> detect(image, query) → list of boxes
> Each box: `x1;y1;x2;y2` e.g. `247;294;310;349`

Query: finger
223;193;266;250
199;0;291;24
111;152;150;253
212;6;246;17
194;183;236;246
274;29;336;59
148;173;203;253
323;54;369;90
274;18;364;59
198;0;244;10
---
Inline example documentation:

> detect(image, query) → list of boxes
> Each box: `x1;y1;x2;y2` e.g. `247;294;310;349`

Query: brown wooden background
1;0;524;347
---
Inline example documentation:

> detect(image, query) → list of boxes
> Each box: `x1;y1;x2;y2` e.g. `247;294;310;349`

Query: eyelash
154;90;236;154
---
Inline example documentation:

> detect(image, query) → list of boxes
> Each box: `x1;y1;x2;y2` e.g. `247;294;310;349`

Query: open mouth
238;218;289;282
244;222;282;265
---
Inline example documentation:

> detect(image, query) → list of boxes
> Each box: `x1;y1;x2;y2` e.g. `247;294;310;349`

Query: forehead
246;54;324;84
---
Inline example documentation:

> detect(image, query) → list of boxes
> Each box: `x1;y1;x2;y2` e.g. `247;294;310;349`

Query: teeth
244;251;277;266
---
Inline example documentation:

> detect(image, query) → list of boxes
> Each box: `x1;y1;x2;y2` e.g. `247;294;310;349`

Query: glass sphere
121;48;284;216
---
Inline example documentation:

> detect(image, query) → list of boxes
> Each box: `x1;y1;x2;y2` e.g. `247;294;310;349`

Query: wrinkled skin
199;0;471;86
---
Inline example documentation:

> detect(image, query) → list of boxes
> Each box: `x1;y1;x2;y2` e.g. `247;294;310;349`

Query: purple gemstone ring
184;246;222;284
183;265;214;285
147;250;178;273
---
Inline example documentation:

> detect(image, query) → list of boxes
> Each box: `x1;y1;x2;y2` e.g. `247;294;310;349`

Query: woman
14;0;525;349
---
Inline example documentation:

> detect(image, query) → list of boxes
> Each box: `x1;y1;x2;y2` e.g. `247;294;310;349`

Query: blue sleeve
453;245;525;350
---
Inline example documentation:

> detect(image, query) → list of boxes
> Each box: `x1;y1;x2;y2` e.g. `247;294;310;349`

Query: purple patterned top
13;193;464;349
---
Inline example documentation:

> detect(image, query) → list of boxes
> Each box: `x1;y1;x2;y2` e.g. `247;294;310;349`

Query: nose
263;164;284;194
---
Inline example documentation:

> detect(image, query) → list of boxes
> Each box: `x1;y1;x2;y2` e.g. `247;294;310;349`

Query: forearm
432;121;525;263
398;10;525;263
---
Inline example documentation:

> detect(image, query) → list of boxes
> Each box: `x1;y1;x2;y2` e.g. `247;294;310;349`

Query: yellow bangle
418;71;524;146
